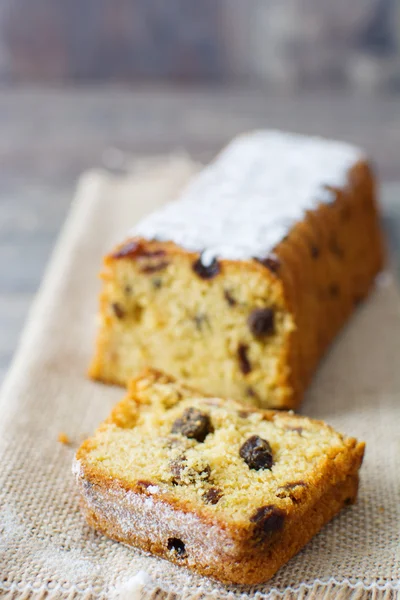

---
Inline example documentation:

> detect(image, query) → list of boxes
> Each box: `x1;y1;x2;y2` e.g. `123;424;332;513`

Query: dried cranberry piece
248;308;275;337
140;261;168;274
192;255;220;279
237;344;251;374
171;408;213;442
111;302;125;319
112;240;139;259
224;289;237;306
202;487;223;505
275;481;307;503
250;505;285;539
169;456;211;485
167;538;187;557
240;435;273;470
255;254;280;273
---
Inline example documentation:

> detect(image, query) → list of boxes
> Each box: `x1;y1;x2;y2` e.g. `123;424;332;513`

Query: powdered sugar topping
132;130;363;264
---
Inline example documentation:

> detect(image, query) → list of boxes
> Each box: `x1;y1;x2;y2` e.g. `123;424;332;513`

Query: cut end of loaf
89;240;296;409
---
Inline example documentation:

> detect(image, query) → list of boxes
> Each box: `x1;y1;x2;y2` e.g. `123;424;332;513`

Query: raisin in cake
89;130;384;409
74;369;365;585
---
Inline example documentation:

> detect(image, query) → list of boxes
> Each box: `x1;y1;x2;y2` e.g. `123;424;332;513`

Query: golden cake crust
89;160;384;409
74;369;365;584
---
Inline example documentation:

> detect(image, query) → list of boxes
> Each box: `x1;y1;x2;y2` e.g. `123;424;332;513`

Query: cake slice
74;369;365;585
89;130;384;409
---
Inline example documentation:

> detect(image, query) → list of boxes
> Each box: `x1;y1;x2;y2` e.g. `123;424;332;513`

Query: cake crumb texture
58;432;71;445
75;369;365;584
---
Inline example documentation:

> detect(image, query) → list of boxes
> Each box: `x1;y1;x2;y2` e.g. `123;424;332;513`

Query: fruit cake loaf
74;369;365;585
89;130;384;409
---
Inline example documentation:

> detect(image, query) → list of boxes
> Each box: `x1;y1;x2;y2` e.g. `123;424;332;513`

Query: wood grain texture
0;86;399;385
1;0;399;89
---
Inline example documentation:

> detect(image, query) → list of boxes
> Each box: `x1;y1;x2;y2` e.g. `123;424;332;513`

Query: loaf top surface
132;130;363;265
75;370;364;531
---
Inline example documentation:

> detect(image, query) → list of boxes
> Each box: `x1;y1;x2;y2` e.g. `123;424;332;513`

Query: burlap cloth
0;156;399;600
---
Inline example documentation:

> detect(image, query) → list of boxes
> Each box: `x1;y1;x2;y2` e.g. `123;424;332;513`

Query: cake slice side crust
74;463;360;585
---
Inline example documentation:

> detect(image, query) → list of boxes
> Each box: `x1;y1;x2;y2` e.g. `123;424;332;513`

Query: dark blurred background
1;0;400;384
0;0;399;89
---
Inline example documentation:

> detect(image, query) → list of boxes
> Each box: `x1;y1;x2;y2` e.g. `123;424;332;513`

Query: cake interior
79;371;362;530
90;243;295;408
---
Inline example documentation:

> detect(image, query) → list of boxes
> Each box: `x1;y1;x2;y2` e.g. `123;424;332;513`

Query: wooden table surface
1;86;399;383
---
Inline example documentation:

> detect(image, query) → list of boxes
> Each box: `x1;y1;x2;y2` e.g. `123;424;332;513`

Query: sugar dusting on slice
110;570;153;600
72;457;82;478
131;130;363;264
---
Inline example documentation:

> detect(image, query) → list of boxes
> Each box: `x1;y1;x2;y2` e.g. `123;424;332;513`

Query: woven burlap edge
0;583;399;600
1;580;399;600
